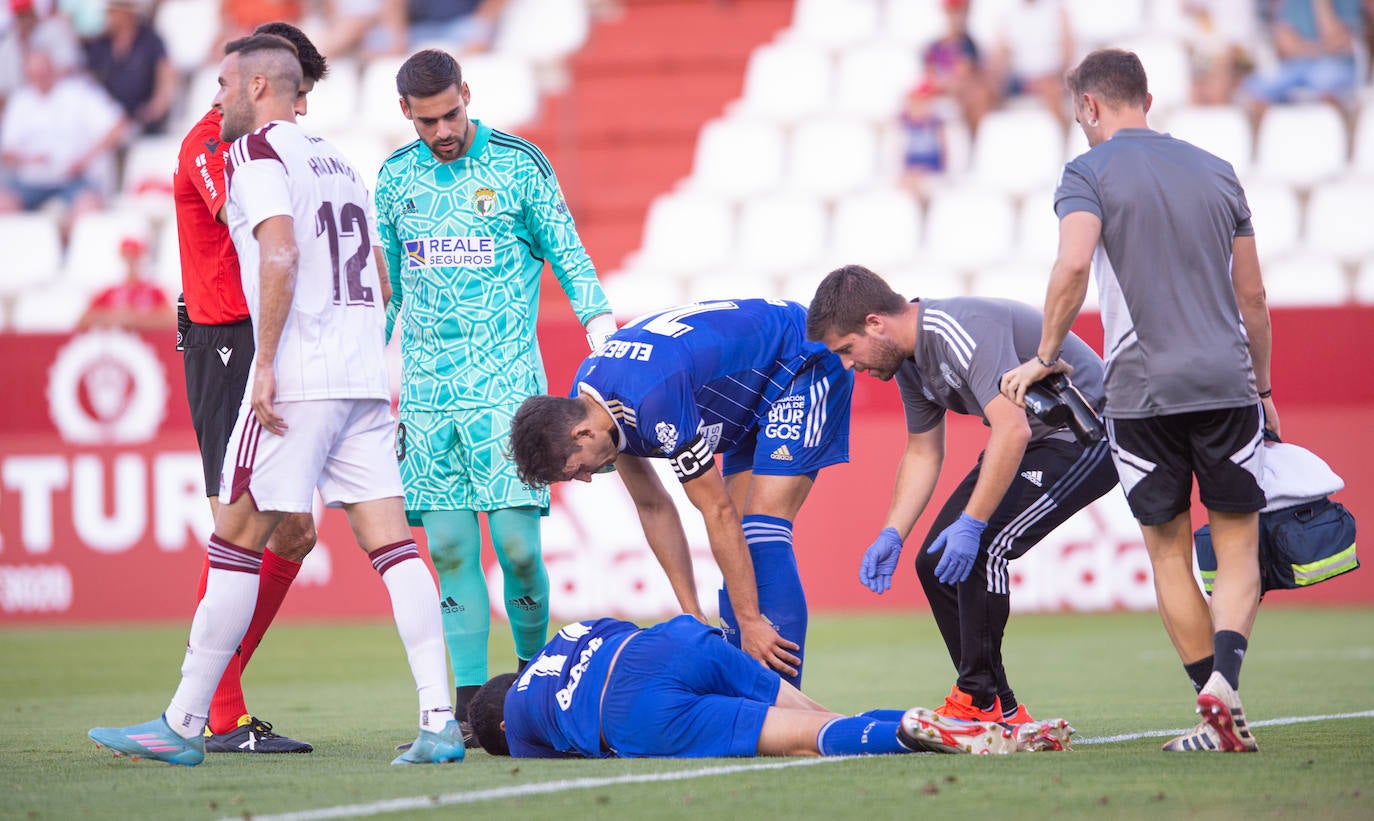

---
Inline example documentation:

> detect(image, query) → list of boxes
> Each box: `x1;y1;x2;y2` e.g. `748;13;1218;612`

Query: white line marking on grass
226;756;856;821
227;710;1374;821
1076;709;1374;745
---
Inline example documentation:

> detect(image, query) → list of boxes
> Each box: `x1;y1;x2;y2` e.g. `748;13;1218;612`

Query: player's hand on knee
928;512;988;585
859;527;904;594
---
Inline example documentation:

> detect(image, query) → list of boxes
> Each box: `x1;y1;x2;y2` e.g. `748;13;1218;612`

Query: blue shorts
599;615;781;758
722;352;853;478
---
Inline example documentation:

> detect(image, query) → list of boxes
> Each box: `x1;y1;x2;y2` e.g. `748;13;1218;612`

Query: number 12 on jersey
316;200;375;306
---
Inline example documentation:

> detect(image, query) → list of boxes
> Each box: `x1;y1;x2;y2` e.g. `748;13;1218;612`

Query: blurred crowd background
1;0;1371;334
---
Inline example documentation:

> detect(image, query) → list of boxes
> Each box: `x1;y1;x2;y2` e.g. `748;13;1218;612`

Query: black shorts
1106;405;1266;525
183;320;254;496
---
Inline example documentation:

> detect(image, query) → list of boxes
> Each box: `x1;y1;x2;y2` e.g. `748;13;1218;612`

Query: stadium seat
298;57;360;137
357;56;411;142
329;131;390;193
683;269;779;304
154;0;217;73
1064;119;1089;161
1353;257;1374;304
1261;253;1349;306
1163;105;1254;178
878;0;945;49
731;42;833;123
735;194;829;277
461;53;541;131
970;107;1064;195
783;0;882;51
117;135;179;219
9;282;92;332
632;191;736;278
827;187;921;271
684;117;787;199
153;218;183;295
786;118;877;196
1066;0;1146;47
922;187;1016;271
884;262;968;299
1242;180;1302;263
176;64;221;135
1305;181;1374;262
1254;103;1348;188
777;265;832;305
969;261;1053;307
1351;104;1374;178
600;270;684;318
62;211;154;290
1014;188;1061;271
493;0;591;67
832;43;921;122
0;213;64;298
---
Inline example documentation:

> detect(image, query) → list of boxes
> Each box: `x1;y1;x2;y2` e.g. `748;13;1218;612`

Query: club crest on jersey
655;421;679;452
472;186;497;216
939;362;963;390
554;189;568;215
404;236;495;268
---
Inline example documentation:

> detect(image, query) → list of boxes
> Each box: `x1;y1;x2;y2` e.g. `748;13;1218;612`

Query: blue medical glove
859;527;904;594
928;512;988;585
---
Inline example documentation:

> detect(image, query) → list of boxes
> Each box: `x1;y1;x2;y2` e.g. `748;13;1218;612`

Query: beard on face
862;334;907;381
219;88;255;143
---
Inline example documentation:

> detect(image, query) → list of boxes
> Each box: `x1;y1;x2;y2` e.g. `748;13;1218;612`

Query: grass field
3;607;1372;820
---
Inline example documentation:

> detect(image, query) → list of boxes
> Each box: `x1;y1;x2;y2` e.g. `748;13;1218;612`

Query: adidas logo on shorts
770;445;793;462
1020;470;1043;487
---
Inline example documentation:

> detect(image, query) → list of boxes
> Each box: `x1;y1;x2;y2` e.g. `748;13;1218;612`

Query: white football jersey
225;119;389;401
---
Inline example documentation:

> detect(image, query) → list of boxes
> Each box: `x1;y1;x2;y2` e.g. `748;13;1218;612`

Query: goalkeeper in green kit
376;49;615;746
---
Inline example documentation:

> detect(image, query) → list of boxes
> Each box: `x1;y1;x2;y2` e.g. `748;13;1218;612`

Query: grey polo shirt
1055;128;1258;419
897;297;1105;442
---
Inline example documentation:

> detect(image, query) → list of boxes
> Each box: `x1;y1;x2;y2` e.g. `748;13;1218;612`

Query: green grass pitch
2;607;1371;820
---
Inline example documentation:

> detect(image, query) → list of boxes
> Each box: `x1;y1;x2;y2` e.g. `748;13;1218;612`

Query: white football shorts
219;397;404;512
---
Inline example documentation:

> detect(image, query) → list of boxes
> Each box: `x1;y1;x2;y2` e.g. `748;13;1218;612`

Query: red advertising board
1;307;1370;624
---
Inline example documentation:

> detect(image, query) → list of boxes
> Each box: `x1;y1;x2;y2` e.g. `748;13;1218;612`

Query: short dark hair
508;395;590;487
253;21;329;82
1065;48;1149;109
805;264;910;341
469;673;517;756
223;33;302;95
396;48;462;100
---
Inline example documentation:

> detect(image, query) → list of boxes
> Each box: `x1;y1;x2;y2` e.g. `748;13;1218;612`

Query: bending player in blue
509;299;851;688
467;615;1074;757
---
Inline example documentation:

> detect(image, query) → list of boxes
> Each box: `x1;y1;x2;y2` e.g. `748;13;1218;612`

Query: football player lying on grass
467;615;1074;757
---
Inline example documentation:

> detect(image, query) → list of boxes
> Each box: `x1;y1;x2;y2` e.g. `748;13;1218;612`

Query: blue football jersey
568;299;836;480
503;618;641;758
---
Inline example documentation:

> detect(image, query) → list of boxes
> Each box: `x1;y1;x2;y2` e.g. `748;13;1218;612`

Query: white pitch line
225;709;1374;821
1074;708;1374;744
227;756;854;821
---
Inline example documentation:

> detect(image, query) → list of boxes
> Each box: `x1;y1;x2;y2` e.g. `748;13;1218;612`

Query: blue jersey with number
569;299;842;480
503;618;641;758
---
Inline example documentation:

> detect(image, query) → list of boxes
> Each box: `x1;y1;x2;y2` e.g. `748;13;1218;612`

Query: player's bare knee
268;514;316;562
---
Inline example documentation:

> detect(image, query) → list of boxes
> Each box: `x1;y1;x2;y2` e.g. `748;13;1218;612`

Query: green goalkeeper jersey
377;120;610;411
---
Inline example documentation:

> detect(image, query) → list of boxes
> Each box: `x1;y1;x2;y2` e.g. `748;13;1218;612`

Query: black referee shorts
1106;404;1266;526
183;320;254;496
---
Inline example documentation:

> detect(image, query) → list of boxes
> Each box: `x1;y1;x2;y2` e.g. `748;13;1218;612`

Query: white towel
1260;442;1345;512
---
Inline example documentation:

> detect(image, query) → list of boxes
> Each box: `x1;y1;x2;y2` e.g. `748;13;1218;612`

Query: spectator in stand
1241;0;1364;110
1180;0;1263;105
0;46;125;229
215;0;306;57
897;80;946;201
0;0;81;111
922;0;993;135
318;0;407;59
406;0;508;51
78;235;175;331
83;0;176;136
987;0;1074;130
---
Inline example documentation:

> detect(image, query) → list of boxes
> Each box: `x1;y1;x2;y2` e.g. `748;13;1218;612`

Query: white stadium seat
10;282;91;333
493;0;591;66
154;0;218;73
1254;103;1348;188
1242;181;1302;263
1065;0;1146;47
1351;105;1374;179
922;187;1016;271
633;191;735;278
734;194;828;276
1014;188;1062;271
970;107;1064;195
117;135;179;219
832;43;921;122
878;0;945;49
786;118;877;196
0;213;63;296
1123;38;1190;112
685;117;786;199
298;57;361;137
461;53;541;131
1353;257;1374;304
1164;105;1254;177
826;187;921;270
1304;181;1374;262
784;0;882;50
1261;254;1349;306
600;270;684;319
732;42;833;124
63;211;154;290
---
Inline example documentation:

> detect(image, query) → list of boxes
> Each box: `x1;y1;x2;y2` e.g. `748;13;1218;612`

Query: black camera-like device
1022;373;1105;446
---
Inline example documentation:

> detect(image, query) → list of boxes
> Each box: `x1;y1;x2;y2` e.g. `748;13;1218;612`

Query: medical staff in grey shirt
1002;48;1278;754
808;265;1118;728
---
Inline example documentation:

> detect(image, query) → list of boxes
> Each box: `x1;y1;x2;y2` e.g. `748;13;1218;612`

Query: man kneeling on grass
467;615;1074;757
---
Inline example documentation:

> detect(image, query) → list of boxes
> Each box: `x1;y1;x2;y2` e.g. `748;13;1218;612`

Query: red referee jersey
174;109;250;325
